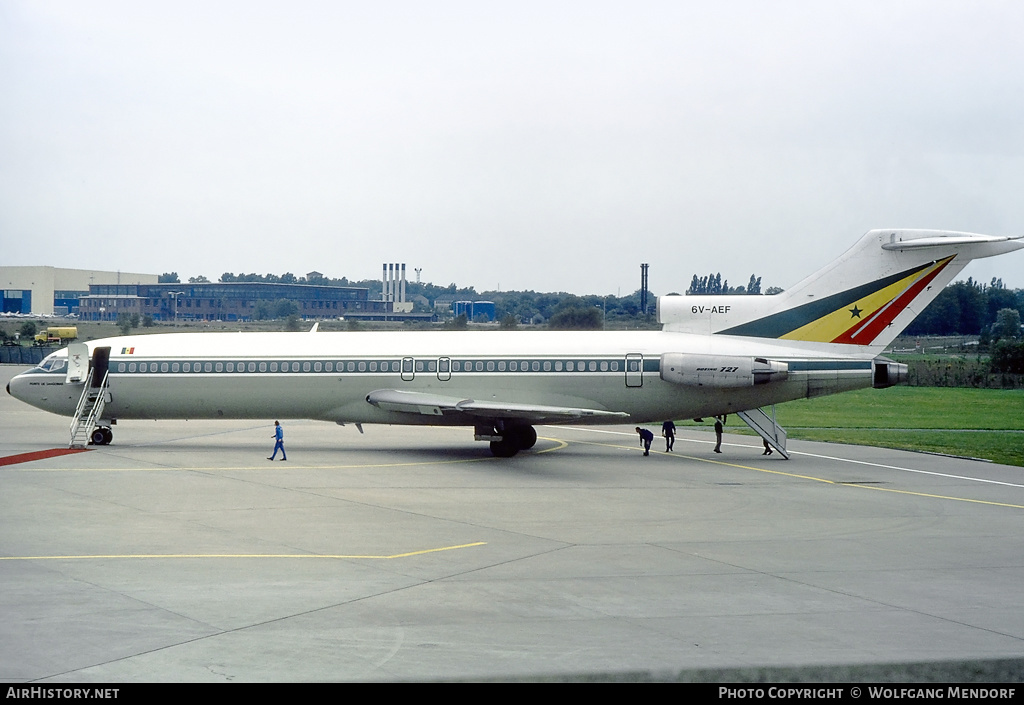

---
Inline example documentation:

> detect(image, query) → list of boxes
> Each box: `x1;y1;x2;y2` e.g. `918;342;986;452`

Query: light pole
168;291;184;323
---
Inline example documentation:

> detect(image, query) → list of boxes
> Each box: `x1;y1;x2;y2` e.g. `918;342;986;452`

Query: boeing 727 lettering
8;230;1023;456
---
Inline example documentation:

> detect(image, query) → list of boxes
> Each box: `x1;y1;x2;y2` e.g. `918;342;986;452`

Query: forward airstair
736;406;789;459
69;368;109;448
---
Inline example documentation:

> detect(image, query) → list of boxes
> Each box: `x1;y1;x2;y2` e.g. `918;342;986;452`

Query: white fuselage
8;329;878;426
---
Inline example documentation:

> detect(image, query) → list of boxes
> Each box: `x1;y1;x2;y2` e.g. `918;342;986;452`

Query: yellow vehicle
34;326;78;346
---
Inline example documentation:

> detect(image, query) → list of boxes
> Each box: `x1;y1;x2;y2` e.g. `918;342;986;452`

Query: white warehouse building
1;266;158;316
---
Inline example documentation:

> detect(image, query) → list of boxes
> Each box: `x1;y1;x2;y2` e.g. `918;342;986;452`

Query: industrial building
452;300;496;322
1;266;157;316
79;282;387;322
4;264;436;323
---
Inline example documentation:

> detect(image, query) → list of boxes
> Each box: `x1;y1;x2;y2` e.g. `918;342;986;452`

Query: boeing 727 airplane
8;229;1023;456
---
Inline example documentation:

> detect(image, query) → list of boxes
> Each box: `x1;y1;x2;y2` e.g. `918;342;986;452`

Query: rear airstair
69;368;109;448
736;406;789;459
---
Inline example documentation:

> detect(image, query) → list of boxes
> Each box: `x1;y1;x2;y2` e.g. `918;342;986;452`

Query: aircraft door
625;353;643;387
401;357;415;381
65;343;88;384
437;357;451;382
91;347;111;387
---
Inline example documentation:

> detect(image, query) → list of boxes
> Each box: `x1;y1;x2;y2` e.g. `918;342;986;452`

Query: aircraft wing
365;389;629;423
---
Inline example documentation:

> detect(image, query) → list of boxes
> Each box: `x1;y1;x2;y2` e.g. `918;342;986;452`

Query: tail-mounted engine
872;358;908;388
660;353;788;388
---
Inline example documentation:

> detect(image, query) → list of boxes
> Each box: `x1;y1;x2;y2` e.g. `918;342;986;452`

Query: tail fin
659;229;1023;351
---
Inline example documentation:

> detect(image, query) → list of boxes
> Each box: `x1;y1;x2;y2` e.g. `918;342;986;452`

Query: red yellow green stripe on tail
720;256;955;345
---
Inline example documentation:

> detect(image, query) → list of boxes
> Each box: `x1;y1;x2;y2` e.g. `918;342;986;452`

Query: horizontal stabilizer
881;233;1023;251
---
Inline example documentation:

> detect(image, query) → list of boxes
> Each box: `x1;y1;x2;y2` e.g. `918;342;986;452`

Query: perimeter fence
0;346;49;365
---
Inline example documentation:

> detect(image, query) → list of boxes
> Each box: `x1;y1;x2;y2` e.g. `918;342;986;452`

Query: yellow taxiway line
0;541;487;562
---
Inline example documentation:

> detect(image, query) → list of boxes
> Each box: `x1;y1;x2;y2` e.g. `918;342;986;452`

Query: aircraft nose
7;373;28;402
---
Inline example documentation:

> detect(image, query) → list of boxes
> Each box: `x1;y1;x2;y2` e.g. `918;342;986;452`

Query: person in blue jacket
662;419;676;452
636;426;654;456
269;420;287;461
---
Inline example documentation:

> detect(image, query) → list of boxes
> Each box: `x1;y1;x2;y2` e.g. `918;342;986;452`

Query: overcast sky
3;1;1023;295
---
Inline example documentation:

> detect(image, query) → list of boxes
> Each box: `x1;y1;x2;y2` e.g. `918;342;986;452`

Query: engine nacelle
660;353;789;388
872;358;908;388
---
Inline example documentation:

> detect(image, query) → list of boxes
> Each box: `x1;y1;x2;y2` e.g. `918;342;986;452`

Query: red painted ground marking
0;448;91;466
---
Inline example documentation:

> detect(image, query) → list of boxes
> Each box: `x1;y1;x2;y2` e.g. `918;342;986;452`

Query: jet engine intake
660;353;788;388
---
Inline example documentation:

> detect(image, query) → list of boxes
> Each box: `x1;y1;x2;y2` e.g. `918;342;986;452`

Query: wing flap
365;389;457;416
365;389;628;423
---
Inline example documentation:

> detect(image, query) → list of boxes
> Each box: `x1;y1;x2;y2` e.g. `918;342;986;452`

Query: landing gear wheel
515;425;537;450
505;425;537;450
90;427;113;445
489;439;520;457
488;425;537;457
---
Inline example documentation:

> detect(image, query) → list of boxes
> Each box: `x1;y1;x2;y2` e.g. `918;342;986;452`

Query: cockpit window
36;355;68;373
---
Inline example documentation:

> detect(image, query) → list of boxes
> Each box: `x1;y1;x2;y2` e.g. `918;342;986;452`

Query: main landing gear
90;426;113;445
479;423;538;457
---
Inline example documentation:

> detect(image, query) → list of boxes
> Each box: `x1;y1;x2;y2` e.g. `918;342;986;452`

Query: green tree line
905;278;1024;337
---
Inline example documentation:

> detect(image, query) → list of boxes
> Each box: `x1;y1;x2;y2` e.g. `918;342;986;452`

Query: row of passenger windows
113;358;626;374
449;359;621;372
118;360;341;374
